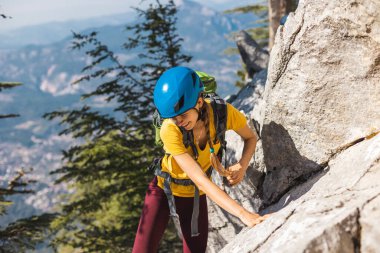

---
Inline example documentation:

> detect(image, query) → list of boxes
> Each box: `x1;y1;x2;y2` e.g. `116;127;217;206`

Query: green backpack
153;71;227;159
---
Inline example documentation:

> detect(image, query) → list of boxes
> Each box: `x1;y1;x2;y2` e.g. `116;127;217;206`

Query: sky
0;0;257;32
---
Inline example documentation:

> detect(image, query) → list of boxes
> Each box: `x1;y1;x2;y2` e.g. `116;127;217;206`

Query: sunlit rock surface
216;0;380;252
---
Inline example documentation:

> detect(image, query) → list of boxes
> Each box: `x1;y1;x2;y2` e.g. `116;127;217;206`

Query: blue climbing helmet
154;66;204;118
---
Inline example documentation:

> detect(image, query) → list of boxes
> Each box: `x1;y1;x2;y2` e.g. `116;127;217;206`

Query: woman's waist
158;164;213;180
155;167;212;197
156;177;207;197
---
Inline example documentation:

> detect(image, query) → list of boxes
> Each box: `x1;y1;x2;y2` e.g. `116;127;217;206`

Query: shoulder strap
207;94;227;151
208;93;229;185
153;110;164;146
179;127;199;160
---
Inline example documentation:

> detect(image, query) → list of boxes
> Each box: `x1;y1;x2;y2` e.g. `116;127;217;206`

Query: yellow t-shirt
157;101;247;197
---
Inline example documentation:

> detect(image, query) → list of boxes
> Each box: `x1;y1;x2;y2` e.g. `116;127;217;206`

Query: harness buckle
147;157;161;173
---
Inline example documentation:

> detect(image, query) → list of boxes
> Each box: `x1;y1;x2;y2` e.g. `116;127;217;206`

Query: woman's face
171;98;202;130
171;109;198;130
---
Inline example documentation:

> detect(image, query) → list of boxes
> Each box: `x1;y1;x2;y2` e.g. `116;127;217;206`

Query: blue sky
0;0;259;32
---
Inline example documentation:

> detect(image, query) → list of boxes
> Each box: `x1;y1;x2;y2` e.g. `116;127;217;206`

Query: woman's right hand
239;210;270;227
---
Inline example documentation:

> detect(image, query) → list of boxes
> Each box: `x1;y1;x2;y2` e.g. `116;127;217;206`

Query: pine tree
45;0;190;251
0;83;54;251
0;170;55;252
0;82;21;119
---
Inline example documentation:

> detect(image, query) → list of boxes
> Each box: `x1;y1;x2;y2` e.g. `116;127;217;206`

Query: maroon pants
132;177;208;253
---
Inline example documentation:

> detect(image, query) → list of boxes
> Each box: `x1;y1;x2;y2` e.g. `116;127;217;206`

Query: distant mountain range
0;0;262;143
0;11;136;49
0;0;263;225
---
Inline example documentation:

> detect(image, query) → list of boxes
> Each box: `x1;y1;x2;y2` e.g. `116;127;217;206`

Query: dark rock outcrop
235;31;269;79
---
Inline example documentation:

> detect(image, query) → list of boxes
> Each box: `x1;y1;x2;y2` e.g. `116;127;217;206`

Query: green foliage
0;170;32;217
0;13;55;253
0;82;21;119
247;27;269;47
223;4;268;15
0;114;19;119
0;82;22;92
255;18;269;25
50;131;153;252
0;170;56;253
223;25;268;56
45;0;189;251
0;213;56;253
1;44;54;252
235;67;247;89
223;47;240;56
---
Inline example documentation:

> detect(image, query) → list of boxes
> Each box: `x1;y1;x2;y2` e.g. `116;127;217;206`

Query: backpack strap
152;110;165;146
207;94;227;161
179;127;199;160
206;94;229;188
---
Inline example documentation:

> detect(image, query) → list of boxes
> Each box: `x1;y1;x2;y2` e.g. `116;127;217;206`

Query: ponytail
199;98;230;177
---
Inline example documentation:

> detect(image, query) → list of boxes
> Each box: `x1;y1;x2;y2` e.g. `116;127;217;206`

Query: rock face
207;69;267;253
221;134;380;252
261;0;380;206
235;31;269;79
217;0;380;252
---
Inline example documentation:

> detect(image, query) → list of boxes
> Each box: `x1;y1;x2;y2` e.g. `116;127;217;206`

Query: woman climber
132;66;269;253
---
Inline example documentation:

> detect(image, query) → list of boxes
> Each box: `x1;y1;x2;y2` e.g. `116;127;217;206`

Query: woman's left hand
226;163;246;186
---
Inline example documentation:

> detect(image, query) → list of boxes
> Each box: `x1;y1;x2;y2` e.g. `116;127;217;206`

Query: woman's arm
227;123;257;186
237;124;257;169
173;152;265;227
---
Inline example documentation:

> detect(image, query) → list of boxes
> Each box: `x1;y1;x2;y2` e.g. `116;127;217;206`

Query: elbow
244;135;257;145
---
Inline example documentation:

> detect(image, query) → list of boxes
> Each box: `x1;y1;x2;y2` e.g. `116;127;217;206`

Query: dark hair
199;98;214;150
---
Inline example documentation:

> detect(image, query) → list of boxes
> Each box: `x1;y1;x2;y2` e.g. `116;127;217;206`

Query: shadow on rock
260;121;325;208
226;147;264;210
